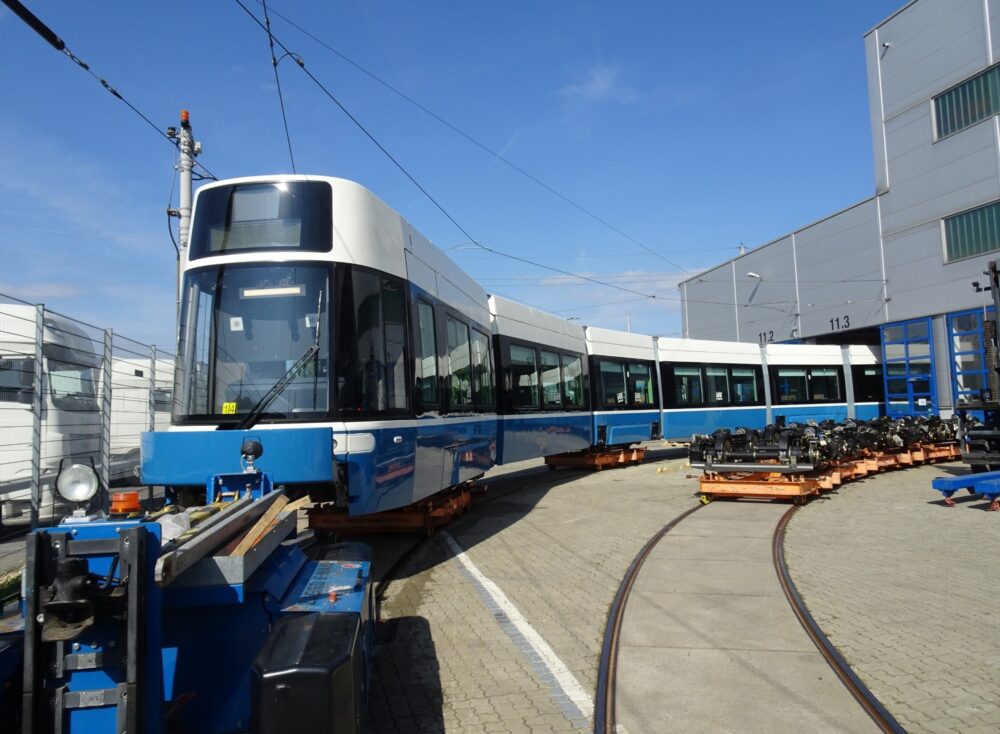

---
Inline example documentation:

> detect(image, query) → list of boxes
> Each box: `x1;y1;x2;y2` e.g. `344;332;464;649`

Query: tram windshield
174;263;330;421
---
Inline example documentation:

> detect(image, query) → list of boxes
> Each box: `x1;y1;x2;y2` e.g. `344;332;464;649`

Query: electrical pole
167;110;202;313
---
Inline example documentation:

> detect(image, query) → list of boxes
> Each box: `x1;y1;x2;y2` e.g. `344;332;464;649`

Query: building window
935;65;1000;139
945;201;1000;262
948;307;994;407
881;317;936;417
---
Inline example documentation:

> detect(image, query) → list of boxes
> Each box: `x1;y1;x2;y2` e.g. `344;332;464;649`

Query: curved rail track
773;506;906;734
594;501;907;734
593;502;704;733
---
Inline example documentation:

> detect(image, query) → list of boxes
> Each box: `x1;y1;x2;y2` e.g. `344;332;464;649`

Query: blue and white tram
656;339;883;437
586;327;662;446
140;174;885;517
490;295;592;463
144;175;497;515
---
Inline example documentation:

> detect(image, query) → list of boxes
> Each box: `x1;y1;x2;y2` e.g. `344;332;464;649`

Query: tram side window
808;367;841;402
673;366;703;406
338;270;407;415
383;281;407;411
599;360;627;407
704;367;729;405
775;368;808;403
471;329;495;409
852;365;883;403
731;368;759;404
562;355;584;408
541;351;562;408
628;362;654;406
415;300;438;407
510;345;539;409
446;317;472;409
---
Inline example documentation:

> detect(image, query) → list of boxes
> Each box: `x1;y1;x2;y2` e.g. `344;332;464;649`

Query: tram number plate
222;402;237;415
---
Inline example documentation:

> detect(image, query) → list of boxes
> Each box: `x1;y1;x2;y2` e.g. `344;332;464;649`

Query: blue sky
1;0;902;351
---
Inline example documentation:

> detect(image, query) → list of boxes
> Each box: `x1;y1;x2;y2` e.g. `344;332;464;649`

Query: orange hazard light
110;491;141;515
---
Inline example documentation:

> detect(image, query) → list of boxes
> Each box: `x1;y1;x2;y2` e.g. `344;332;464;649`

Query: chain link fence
0;292;173;539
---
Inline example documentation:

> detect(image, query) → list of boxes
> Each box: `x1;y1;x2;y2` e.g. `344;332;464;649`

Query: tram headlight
56;464;99;503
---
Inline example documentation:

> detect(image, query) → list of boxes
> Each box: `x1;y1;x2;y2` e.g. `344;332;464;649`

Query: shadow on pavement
368;616;444;733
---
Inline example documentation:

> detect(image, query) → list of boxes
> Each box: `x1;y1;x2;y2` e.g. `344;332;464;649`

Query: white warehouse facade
680;0;1000;418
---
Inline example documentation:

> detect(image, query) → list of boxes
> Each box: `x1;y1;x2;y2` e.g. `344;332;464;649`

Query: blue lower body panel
855;402;883;420
142;428;334;486
771;404;850;424
342;418;497;516
497;414;592;464
664;408;768;439
593;410;660;447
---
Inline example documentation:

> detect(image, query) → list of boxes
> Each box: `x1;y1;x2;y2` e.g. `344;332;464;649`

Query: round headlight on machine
56;464;99;503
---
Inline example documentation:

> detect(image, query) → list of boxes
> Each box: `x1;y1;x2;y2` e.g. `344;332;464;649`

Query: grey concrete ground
784;462;1000;734
616;500;879;734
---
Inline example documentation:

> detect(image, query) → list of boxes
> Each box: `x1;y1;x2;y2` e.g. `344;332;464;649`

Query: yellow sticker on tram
222;401;237;415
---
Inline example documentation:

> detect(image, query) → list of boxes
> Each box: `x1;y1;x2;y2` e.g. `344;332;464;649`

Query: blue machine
9;455;373;733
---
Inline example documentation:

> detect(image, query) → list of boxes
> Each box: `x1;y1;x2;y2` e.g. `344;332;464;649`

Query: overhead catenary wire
261;0;296;173
1;0;219;182
232;0;664;303
257;0;692;275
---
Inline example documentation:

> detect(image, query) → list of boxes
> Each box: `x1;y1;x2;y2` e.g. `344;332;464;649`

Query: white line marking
442;531;595;721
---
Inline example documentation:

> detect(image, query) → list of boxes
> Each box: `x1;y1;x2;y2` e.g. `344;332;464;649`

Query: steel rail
593;503;704;734
773;506;907;734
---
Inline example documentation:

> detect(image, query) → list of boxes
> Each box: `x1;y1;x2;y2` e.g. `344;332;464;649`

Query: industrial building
679;0;1000;418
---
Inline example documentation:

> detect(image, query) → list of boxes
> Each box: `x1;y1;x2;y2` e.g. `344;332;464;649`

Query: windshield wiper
220;343;320;431
221;289;325;432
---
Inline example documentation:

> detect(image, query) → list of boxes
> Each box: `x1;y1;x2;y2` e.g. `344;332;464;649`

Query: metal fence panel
0;292;173;538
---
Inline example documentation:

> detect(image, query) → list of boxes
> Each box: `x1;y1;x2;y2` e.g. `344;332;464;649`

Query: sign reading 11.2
829;315;851;331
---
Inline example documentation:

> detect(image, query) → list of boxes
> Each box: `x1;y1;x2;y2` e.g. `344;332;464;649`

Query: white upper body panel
656;337;761;366
489;296;586;353
763;343;844;366
187;174;490;328
585;327;656;361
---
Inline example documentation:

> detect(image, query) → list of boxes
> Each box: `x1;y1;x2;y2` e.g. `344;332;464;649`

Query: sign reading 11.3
829;315;851;331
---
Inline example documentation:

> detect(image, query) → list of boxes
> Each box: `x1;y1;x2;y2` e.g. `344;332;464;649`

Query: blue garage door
881;318;936;417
